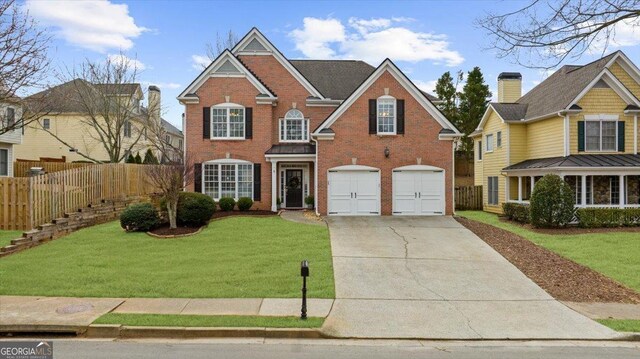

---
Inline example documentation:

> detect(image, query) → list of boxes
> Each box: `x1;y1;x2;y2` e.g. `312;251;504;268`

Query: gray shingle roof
515;52;619;120
289;60;375;100
491;103;529;122
265;143;316;155
504;154;640;170
161;119;182;136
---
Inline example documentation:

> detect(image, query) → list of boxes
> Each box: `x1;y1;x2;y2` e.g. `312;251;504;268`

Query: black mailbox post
300;260;309;319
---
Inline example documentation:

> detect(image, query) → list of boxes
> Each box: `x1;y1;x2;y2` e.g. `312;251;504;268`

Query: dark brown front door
285;169;303;208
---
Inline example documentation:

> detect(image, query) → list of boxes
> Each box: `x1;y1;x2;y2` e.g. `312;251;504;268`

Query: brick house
179;28;460;216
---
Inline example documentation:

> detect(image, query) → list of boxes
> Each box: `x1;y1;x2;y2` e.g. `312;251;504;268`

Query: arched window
211;103;245;139
280;109;308;142
377;95;396;134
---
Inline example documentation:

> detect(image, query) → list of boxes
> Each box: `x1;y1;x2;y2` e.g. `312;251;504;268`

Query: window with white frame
42;118;50;130
586;120;617;151
496;131;502;147
377;96;396;134
486;134;494;152
211;104;245;139
202;161;253;200
0;149;7;176
487;177;499;205
280;109;308;142
477;140;483;160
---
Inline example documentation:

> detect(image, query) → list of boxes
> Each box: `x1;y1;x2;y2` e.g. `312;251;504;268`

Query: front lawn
94;313;324;328
457;211;640;292
0;230;22;247
596;319;640;333
0;217;334;298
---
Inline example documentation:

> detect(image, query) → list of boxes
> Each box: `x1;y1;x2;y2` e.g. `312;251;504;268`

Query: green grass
457;211;640;292
596;319;640;332
0;217;334;298
0;230;22;247
94;313;324;328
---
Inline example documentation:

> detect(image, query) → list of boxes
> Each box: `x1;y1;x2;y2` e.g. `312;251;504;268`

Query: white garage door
393;166;445;215
328;167;380;216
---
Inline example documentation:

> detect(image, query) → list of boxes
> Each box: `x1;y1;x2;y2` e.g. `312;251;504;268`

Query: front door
285;169;303;208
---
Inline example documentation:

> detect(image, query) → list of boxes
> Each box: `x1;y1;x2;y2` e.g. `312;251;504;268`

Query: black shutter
245;107;253;139
397;99;405;134
618;121;625;152
577;121;585;152
203;107;210;139
194;163;202;193
368;99;377;134
253;163;261;201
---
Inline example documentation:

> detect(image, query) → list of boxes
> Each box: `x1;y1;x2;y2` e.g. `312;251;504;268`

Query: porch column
581;175;587;206
530;176;535;194
271;159;278;212
620;175;625;208
517;176;522;202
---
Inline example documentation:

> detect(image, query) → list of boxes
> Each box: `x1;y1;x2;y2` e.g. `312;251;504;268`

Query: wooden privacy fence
455;185;483;210
13;161;92;177
0;164;157;231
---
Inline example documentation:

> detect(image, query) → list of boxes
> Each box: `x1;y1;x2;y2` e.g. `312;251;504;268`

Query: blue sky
23;0;640;130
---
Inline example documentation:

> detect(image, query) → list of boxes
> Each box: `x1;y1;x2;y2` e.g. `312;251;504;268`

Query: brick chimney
148;85;161;124
497;72;522;103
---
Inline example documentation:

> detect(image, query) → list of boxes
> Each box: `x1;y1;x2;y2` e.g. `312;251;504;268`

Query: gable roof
489;103;529;122
289;60;375;100
161;119;182;136
313;58;460;135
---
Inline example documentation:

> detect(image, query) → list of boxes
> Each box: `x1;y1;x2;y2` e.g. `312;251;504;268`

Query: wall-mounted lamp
384;147;390;158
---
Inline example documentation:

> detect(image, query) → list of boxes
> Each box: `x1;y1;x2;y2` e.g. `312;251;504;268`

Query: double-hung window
586;119;617;152
496;131;502;147
0;149;7;176
487;177;499;205
477;140;483;160
485;134;494;152
280;109;308;142
212;104;245;139
377;96;396;134
203;161;253;200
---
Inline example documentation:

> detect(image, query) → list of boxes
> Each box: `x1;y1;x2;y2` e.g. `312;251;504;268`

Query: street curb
83;324;324;339
0;324;86;335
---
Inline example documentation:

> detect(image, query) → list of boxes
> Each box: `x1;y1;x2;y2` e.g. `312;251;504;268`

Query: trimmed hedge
120;203;160;232
176;192;216;227
237;197;253;211
576;208;640;228
530;174;575;228
502;202;530;223
218;197;236;211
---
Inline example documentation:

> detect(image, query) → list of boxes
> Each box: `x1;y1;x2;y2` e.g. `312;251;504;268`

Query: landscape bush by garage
237;197;253;211
530;174;575;228
120;203;160;232
218;197;236;211
502;202;530;223
176;192;216;227
576;208;640;228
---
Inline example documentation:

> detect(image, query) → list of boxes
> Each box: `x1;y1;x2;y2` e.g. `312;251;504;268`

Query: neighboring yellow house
472;51;640;213
15;81;183;164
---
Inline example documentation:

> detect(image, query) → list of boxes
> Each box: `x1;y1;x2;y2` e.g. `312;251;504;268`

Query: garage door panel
393;170;444;216
393;172;417;214
328;170;380;216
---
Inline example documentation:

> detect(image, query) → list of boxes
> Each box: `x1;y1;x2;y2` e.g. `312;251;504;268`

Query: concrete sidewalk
0;296;334;332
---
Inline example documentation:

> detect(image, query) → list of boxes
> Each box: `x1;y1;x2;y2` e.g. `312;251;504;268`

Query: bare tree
0;0;51;135
146;153;194;229
42;54;156;163
477;0;640;69
205;30;239;62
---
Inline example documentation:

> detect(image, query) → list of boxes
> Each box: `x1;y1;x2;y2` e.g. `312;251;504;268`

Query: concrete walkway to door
321;216;619;340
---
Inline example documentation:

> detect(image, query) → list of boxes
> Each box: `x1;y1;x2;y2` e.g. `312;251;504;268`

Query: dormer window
280;109;308;142
211;103;245;139
377;96;396;134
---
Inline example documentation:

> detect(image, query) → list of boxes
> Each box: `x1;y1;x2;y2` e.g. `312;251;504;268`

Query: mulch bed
498;217;640;235
456;216;640;304
148;225;201;236
211;210;276;219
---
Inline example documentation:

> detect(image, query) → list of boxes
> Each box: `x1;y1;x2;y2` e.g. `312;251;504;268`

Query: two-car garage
327;165;445;216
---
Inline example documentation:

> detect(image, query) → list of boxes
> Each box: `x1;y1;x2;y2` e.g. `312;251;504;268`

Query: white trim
313;59;460;135
476;104;508;131
563;114;570;156
203;158;252;165
485;133;494;153
393;164;444;171
635;114;638;154
583;116;619;152
279;163;310;208
568;68;640;109
328;164;379;171
306;99;342;107
209;105;246;140
606;51;640;86
279;109;309;143
506;125;511;165
231;28;325;99
376;95;397;135
201;160;254;201
391;168;446;216
177;50;275;102
327;167;381;216
265;154;315;161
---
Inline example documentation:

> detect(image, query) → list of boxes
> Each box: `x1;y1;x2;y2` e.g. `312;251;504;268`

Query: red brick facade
183;34;455;215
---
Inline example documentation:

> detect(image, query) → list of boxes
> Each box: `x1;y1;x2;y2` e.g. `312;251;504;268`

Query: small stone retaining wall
0;197;148;257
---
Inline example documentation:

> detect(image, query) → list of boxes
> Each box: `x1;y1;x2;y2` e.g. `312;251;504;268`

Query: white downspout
312;136;320;216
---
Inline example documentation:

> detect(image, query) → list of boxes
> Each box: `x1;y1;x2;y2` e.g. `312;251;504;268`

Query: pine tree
126;153;135;163
458;67;492;162
134;152;142;164
143;149;159;164
434;71;463;128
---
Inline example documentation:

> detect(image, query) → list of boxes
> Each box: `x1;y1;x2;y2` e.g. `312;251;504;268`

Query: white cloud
191;55;210;70
107;54;146;71
414;80;437;94
580;18;640;55
25;0;147;52
151;82;181;90
290;17;345;58
289;17;463;66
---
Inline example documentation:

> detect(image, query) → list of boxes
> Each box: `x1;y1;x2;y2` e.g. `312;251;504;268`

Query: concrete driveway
321;216;618;339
